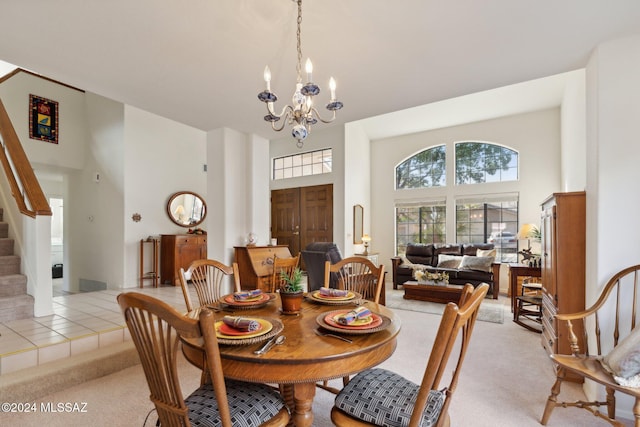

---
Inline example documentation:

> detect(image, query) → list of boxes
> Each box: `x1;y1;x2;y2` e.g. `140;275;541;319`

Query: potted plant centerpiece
279;267;305;314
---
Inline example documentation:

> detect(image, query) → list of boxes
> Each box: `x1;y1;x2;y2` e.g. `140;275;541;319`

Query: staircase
0;208;33;322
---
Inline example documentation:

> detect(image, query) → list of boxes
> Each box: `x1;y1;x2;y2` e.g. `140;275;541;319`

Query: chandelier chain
296;0;303;84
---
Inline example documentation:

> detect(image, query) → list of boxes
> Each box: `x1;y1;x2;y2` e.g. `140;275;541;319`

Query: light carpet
1;299;634;427
385;288;505;323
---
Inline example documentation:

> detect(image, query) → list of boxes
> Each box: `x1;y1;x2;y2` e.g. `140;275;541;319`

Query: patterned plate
316;310;391;335
219;293;273;310
215;318;272;339
215;317;283;345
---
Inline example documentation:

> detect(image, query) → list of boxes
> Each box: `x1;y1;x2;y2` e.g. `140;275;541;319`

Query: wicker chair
117;292;290;427
541;264;640;427
324;256;385;304
179;259;241;312
330;283;489;427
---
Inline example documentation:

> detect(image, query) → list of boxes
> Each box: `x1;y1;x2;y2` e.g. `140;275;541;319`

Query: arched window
455;142;517;184
395;145;446;189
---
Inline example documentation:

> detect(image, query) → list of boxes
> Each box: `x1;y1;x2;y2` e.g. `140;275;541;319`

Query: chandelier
257;0;343;148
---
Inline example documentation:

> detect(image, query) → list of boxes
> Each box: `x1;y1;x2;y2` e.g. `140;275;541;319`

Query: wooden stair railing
0;98;51;218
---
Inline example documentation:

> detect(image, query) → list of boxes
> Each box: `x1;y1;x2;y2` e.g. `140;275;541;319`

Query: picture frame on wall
29;94;58;144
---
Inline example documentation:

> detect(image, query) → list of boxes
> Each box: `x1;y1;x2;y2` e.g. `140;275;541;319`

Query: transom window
396;145;446;189
272;148;332;180
455;142;518;184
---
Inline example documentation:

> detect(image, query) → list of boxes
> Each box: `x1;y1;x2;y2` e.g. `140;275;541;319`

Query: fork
314;329;353;343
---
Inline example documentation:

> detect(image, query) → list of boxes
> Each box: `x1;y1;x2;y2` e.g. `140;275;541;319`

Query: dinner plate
220;293;272;308
324;311;383;330
306;291;362;306
316;310;391;335
218;322;263;336
215;318;272;339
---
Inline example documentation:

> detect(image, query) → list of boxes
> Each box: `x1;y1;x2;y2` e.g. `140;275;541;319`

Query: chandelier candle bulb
330;77;336;101
263;66;271;90
305;58;313;82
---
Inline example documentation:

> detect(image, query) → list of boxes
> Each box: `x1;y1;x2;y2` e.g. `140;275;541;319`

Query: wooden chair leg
541;367;565;425
633;397;640;427
606;387;616;420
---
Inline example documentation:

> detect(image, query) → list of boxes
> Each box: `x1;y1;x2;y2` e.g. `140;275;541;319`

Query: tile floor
0;285;190;375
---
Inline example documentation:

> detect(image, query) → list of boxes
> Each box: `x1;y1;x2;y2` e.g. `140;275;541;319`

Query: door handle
293;232;299;235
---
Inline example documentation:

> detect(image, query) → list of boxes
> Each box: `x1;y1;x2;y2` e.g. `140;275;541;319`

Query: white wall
344;123;371;256
370;108;561;285
560;70;587;192
123;105;207;287
584;35;640;418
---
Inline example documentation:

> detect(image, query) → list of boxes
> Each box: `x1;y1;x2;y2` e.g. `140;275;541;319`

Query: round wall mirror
167;191;207;227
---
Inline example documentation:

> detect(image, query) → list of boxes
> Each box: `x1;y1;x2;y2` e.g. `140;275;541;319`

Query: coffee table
403;280;465;304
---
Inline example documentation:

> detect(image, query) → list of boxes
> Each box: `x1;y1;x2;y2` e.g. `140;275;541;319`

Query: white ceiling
0;0;639;141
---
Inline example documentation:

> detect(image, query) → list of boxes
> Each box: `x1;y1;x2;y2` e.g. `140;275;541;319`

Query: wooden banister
0;98;51;217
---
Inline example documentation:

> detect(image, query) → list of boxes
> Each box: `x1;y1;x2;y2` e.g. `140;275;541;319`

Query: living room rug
385;289;505;324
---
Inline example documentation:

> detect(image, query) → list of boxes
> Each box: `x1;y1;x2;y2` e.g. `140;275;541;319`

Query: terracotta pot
279;291;304;314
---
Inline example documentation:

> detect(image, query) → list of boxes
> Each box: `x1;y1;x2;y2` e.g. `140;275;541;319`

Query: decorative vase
279;291;304;314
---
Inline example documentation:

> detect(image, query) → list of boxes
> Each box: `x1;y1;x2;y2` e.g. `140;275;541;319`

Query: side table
139;237;159;288
508;263;541;313
354;252;379;265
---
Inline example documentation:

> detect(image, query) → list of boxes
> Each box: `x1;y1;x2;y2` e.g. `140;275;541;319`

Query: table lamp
361;234;371;255
517;223;536;250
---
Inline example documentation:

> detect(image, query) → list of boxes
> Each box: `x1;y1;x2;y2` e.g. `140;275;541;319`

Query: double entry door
270;184;333;256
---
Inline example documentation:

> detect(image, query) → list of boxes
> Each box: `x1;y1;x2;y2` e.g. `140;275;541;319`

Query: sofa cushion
462;243;494;256
476;248;497;258
436;254;463;269
459;255;494;273
405;243;435;266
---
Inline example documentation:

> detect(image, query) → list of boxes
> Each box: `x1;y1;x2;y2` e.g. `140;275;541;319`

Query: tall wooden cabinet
540;191;585;381
160;234;207;285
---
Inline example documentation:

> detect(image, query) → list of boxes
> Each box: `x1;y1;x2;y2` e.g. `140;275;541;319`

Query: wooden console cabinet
160;234;207;285
234;245;292;291
540;192;585;382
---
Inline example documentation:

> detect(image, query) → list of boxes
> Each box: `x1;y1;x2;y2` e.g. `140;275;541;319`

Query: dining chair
269;254;301;293
541;264;640;427
117;292;290;427
324;256;385;304
179;259;241;312
331;283;489;427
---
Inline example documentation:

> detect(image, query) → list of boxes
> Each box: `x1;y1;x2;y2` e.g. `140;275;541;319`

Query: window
273;148;332;180
455;142;517;184
395;201;446;255
396;145;446;189
456;197;518;262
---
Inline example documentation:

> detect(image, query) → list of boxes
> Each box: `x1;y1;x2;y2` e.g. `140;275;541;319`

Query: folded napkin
319;287;349;298
233;289;263;301
222;315;260;332
336;306;372;325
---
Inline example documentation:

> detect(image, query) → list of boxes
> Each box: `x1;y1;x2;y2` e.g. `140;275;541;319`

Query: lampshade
361;234;371;243
517;224;536;240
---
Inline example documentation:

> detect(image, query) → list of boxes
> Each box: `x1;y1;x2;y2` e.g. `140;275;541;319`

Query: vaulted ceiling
0;1;639;140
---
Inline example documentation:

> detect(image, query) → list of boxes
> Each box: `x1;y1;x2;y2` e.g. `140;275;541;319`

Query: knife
254;336;278;355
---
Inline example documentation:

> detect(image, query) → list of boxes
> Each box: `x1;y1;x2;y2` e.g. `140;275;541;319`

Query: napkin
233;289;263;301
319;287;349;298
222;315;260;332
336;306;372;325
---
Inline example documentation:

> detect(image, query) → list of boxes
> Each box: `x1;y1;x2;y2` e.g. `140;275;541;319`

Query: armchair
301;242;343;292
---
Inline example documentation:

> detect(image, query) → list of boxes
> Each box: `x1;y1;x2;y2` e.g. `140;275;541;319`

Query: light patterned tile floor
0;285;190;375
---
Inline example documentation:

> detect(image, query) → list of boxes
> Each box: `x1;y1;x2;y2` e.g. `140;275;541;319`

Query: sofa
391;243;500;299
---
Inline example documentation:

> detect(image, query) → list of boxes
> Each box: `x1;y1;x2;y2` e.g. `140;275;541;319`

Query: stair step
0;255;20;276
0;294;34;322
0;238;14;256
0;222;8;239
0;274;27;297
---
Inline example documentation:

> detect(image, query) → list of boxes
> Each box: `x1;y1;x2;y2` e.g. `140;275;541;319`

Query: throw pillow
459;255;494;272
437;254;463;269
476;248;497;258
600;327;640;380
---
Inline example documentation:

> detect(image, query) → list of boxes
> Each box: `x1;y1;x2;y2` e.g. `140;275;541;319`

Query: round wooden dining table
181;295;401;427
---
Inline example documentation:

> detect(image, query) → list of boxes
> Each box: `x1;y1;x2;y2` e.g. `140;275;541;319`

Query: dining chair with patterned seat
330;283;489;427
324;256;385;304
269;254;301;293
179;259;241;312
117;292;290;427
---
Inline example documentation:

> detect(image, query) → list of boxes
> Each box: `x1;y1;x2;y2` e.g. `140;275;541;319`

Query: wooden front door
271;184;333;256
